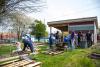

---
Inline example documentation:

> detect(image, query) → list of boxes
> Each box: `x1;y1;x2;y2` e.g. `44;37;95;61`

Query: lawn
0;45;15;56
32;46;95;67
0;44;100;67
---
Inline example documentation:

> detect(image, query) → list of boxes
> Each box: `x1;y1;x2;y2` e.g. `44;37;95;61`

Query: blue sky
28;0;100;32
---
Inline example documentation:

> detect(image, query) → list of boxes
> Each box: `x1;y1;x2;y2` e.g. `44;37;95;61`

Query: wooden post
94;21;97;44
62;31;64;42
68;24;69;33
50;26;52;34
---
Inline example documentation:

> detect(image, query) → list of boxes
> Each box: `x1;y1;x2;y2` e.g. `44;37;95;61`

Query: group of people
64;31;93;50
49;31;62;51
49;31;93;51
14;30;93;53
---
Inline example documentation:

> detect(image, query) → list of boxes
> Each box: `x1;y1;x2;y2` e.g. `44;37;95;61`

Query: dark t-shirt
55;33;59;39
86;33;92;40
78;33;82;42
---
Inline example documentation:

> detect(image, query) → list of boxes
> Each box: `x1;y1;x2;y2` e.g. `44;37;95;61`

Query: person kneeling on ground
13;42;22;53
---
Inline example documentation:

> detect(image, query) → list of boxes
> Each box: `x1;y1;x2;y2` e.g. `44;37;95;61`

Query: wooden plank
0;54;42;67
0;59;19;66
0;54;29;62
2;60;33;67
2;60;41;67
25;62;42;67
0;56;19;62
48;51;64;55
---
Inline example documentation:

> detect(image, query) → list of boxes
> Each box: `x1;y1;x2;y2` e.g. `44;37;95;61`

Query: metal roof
47;16;98;28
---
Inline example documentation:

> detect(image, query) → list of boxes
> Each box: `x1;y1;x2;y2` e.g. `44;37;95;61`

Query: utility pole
44;19;46;43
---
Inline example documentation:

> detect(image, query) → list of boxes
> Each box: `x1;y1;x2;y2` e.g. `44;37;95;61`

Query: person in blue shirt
49;33;55;51
22;33;34;53
64;34;71;49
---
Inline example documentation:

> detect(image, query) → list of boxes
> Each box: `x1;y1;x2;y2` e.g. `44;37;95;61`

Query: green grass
30;45;96;67
0;44;100;67
0;45;16;56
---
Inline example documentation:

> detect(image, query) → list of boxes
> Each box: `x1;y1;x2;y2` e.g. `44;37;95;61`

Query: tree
0;0;44;15
0;0;45;42
45;31;48;37
32;20;46;42
30;23;35;35
10;12;34;41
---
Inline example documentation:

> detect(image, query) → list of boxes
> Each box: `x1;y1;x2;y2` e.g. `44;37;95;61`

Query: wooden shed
47;17;98;44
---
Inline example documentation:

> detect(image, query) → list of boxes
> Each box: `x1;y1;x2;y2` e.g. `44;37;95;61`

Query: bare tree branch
0;0;45;15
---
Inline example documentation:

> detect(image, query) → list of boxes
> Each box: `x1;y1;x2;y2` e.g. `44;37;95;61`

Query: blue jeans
23;39;34;52
71;39;75;50
67;40;71;49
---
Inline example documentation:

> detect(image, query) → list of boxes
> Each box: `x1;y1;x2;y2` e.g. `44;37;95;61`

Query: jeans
71;39;75;50
87;40;92;47
23;40;34;52
67;40;71;49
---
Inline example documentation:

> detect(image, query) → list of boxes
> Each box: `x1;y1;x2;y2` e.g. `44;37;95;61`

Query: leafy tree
45;31;48;37
30;23;35;35
32;20;46;42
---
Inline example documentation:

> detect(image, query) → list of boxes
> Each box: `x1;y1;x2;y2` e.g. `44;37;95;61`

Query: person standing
82;32;87;48
86;31;92;47
91;33;94;45
74;33;78;48
64;34;71;49
49;33;55;51
55;31;60;47
71;31;75;50
77;32;83;48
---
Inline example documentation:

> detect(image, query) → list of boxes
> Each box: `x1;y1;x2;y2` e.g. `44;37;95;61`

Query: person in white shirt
13;42;22;52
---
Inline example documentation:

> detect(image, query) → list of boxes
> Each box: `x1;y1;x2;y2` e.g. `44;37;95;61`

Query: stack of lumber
0;55;42;67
